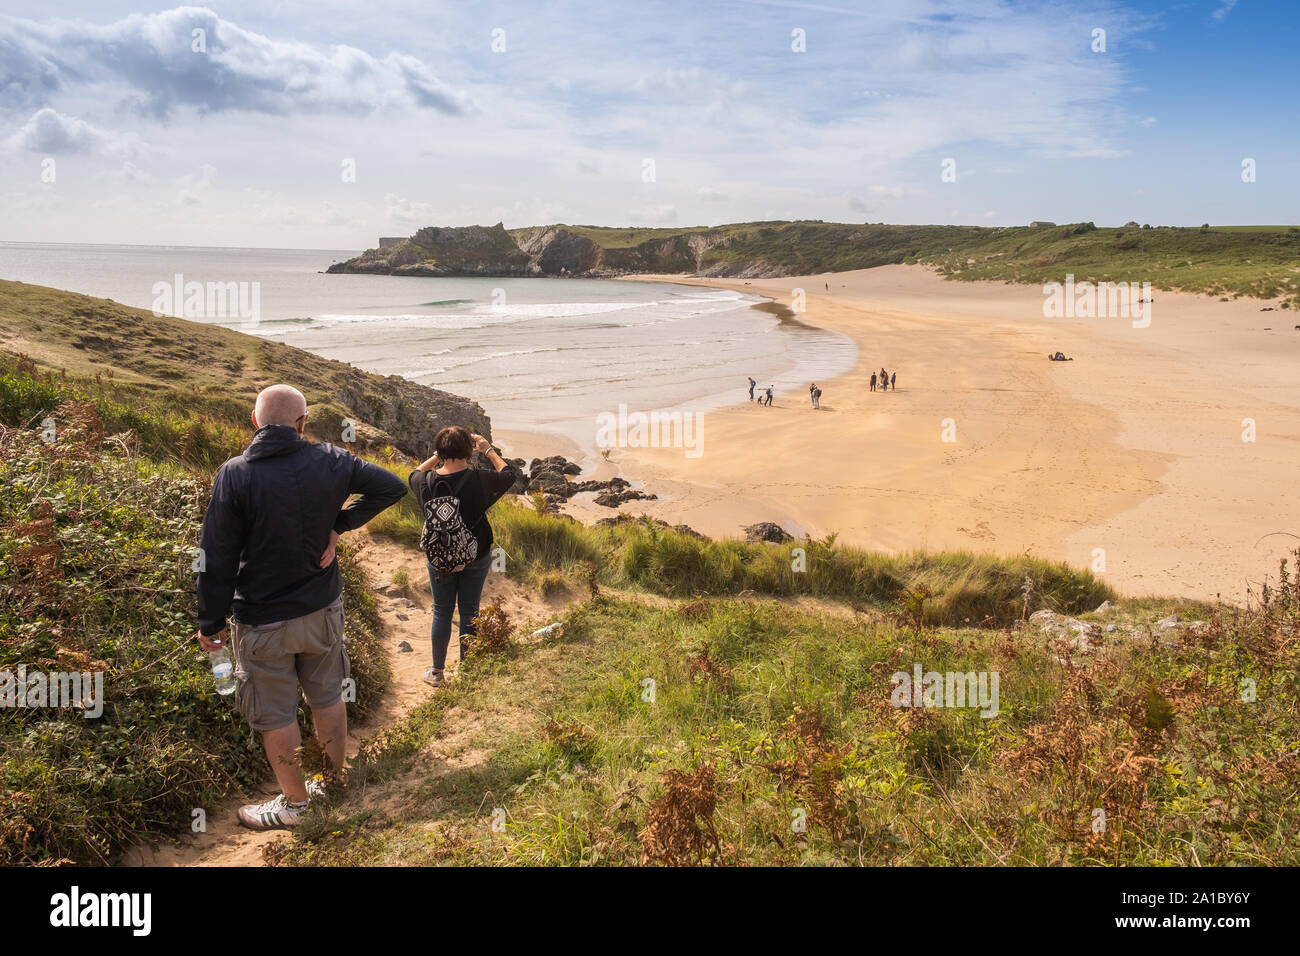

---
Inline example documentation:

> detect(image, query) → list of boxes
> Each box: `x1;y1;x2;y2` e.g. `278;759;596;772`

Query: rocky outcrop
592;482;658;508
326;223;766;278
258;340;492;459
1023;608;1211;662
1026;610;1107;655
596;514;707;539
327;223;533;277
514;227;604;274
505;453;659;508
744;522;794;543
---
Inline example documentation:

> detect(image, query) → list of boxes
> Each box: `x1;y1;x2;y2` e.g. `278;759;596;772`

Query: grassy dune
360;454;1112;625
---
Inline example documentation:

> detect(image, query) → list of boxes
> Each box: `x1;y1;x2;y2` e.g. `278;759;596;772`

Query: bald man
196;384;407;829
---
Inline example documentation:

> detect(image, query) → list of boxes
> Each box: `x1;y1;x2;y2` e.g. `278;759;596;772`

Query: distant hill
327;220;1300;307
0;279;491;460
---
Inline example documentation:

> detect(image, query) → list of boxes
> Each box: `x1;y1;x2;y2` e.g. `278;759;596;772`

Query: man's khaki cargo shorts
230;596;350;731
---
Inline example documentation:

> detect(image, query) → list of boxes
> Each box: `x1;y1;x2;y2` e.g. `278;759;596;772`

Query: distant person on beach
765;385;774;406
809;383;817;408
409;427;519;690
870;372;877;392
880;367;889;392
748;376;756;401
891;371;897;390
196;384;408;830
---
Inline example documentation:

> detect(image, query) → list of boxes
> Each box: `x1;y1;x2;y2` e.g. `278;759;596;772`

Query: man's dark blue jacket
197;425;408;636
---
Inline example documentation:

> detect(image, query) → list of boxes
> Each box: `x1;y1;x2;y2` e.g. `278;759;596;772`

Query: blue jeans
428;552;492;670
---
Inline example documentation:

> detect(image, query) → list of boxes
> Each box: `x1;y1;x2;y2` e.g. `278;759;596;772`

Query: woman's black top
408;464;520;558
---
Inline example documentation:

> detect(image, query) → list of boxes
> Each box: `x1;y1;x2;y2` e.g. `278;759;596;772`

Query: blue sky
0;0;1295;247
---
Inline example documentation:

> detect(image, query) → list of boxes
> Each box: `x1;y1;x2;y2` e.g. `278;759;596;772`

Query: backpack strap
430;468;470;499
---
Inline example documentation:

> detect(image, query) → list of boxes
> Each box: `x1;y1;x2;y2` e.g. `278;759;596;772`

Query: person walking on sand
197;384;408;830
748;376;756;402
891;371;897;391
765;385;774;407
880;367;889;392
809;383;817;408
409;427;519;689
870;372;877;392
812;384;822;409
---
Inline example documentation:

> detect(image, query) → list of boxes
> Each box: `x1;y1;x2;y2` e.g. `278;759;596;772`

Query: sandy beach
499;266;1299;603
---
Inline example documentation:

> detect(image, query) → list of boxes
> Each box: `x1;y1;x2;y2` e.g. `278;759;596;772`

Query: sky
0;0;1296;248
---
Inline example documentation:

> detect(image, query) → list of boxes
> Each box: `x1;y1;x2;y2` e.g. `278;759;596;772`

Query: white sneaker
237;793;308;830
422;667;446;687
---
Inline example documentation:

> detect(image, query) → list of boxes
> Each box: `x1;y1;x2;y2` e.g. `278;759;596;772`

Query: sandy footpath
504;265;1299;602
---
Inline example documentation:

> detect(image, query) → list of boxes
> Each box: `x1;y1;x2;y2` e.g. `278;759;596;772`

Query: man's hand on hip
320;529;340;568
197;628;227;652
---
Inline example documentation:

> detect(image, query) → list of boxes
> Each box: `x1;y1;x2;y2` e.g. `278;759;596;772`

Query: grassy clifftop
332;220;1300;307
0;279;492;462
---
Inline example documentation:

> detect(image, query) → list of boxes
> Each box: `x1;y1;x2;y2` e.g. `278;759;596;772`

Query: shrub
0;422;389;863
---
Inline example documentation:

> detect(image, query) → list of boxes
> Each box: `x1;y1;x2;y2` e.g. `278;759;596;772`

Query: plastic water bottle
210;648;236;696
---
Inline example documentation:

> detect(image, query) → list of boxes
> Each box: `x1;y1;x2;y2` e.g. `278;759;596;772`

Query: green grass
514;224;718;249
363;454;1112;624
0;279;490;459
270;565;1300;865
362;472;1111;626
0;414;390;864
449;220;1300;306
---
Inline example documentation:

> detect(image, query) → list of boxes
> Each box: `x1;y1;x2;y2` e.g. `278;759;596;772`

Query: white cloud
4;108;141;157
1212;0;1239;21
175;163;215;206
0;6;473;118
385;192;436;224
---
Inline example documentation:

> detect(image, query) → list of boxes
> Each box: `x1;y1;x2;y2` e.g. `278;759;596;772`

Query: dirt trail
121;530;565;867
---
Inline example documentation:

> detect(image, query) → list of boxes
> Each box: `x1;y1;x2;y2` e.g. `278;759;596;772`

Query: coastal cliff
0;279;491;459
326;221;764;277
324;220;1300;306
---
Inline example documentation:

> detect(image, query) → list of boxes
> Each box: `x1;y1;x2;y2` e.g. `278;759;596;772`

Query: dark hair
434;426;473;460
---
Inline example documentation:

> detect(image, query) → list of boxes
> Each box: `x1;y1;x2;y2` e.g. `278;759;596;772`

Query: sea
0;242;857;453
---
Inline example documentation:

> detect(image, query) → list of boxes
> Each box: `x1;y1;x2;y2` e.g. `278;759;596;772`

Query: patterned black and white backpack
419;471;479;573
